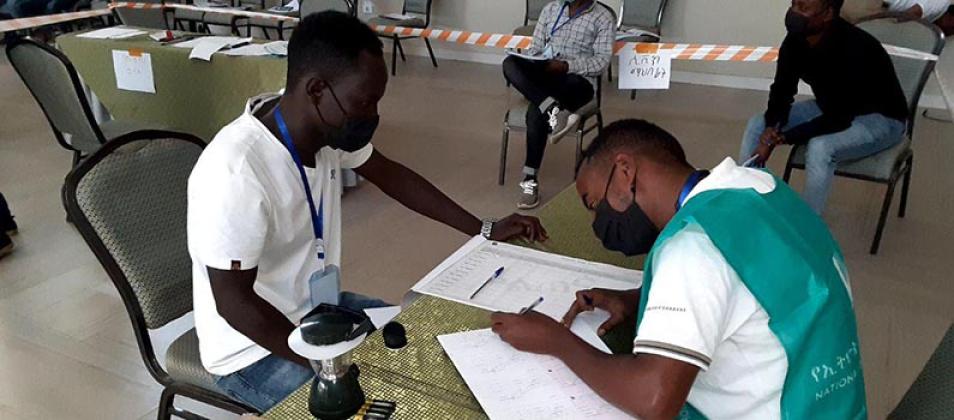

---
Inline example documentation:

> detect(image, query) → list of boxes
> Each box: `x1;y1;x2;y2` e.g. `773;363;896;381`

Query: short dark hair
286;11;384;88
825;0;844;13
576;119;689;173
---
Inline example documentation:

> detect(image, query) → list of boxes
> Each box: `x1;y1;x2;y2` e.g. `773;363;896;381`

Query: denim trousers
213;291;390;413
740;100;905;214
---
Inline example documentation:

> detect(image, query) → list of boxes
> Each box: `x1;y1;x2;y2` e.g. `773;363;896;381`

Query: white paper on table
411;236;640;322
184;37;253;61
171;36;246;49
570;309;612;354
438;329;632;420
615;28;660;40
112;50;155;94
79;27;147;39
220;41;288;57
364;306;401;329
285;0;299;10
618;48;671;90
381;13;417;21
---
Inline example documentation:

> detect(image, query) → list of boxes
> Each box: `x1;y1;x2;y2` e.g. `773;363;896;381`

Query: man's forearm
554;337;687;419
220;294;310;368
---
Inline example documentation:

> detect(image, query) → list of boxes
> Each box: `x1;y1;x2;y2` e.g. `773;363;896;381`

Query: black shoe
0;193;14;236
0;232;13;260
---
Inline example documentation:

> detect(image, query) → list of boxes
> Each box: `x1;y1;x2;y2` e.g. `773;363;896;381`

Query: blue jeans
740;100;905;214
213;291;391;413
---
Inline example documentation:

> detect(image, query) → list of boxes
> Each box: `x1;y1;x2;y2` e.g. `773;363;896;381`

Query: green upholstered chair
782;18;944;254
888;324;954;419
367;0;437;76
6;38;159;168
63;131;257;419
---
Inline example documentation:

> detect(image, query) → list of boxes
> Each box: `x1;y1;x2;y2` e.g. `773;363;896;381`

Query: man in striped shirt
502;0;615;209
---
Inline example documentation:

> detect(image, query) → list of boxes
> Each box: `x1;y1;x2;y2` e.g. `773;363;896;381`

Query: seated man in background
874;0;954;35
740;0;907;214
188;12;547;412
502;0;615;209
492;119;867;419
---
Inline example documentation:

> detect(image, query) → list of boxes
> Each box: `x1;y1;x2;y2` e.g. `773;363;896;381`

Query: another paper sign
618;48;671;90
112;50;155;94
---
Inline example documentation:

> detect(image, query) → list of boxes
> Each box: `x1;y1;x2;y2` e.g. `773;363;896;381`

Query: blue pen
469;266;505;299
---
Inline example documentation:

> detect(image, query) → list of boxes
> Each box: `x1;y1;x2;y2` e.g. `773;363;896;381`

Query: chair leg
396;37;406;61
424;38;438;68
596;112;604;136
158;387;175;420
871;181;898;255
607;61;613;82
782;150;795;183
899;155;913;218
499;127;510;185
390;37;398;76
630;90;636;100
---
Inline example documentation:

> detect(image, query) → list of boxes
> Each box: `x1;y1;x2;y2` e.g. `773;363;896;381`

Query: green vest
639;177;867;420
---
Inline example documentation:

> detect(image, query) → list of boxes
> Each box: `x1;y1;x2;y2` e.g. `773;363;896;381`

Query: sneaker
546;105;570;135
549;113;581;145
1;216;16;236
0;232;12;260
517;179;540;209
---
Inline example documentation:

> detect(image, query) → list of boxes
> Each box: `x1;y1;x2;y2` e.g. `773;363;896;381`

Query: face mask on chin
784;7;824;37
314;84;379;153
590;164;660;257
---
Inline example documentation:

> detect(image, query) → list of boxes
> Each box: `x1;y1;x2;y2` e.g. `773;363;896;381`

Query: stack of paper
411;236;641;322
438;329;632;420
172;36;253;61
220;41;288;57
381;13;417;21
78;27;147;39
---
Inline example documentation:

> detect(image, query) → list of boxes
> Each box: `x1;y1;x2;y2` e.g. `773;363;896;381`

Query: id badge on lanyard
544;1;590;59
274;108;340;307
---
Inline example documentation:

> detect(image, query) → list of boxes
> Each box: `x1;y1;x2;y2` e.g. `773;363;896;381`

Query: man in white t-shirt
874;0;954;34
188;12;548;412
490;119;865;419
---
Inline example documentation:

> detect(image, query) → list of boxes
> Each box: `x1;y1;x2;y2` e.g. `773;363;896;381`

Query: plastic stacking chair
782;18;944;255
512;0;550;37
614;0;669;95
498;77;605;186
63;131;259;420
253;0;354;40
368;0;437;76
888;324;954;419
6;38;160;168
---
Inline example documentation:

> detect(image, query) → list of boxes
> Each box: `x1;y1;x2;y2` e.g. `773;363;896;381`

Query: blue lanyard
676;170;710;211
275;107;325;259
550;1;592;37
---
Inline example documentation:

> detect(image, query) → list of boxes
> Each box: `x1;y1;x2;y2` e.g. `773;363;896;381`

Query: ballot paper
112;50;155;93
411;236;641;322
438;329;632;420
79;27;147;39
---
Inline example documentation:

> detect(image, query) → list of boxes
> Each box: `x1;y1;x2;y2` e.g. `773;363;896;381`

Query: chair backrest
6;38;105;155
300;0;352;17
524;0;550;25
620;0;668;32
857;18;944;138
888;324;954;419
114;0;169;29
403;0;431;20
64;131;205;337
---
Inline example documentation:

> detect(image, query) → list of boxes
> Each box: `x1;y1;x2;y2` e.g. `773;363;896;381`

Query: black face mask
591;165;659;256
315;84;380;153
785;8;811;36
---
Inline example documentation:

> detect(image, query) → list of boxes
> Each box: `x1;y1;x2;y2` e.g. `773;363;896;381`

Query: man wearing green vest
491;119;867;419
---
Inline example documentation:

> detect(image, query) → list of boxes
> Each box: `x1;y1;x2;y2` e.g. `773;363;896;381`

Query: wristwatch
480;218;496;239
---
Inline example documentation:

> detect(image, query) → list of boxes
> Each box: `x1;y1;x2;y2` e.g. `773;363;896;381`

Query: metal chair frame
377;0;437;76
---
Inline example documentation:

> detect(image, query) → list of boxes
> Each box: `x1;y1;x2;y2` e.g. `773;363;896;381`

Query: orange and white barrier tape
0;9;111;33
2;1;938;62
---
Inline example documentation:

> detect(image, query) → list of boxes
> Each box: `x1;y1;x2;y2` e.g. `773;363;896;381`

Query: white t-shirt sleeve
188;164;271;271
338;143;374;169
633;225;736;371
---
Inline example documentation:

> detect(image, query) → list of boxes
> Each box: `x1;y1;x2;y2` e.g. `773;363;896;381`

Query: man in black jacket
739;0;907;214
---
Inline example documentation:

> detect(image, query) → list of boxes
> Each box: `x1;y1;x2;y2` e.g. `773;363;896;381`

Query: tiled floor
1;53;951;419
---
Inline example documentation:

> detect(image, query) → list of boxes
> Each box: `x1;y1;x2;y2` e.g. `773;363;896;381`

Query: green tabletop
263;186;644;419
57;27;287;141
